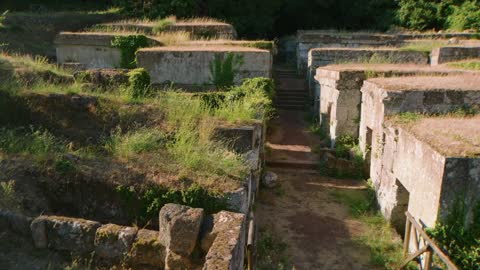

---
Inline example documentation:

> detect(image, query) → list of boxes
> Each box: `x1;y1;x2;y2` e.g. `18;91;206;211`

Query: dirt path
259;106;377;269
257;169;377;270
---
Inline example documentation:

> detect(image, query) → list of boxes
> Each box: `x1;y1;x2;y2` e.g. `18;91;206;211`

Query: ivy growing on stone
111;35;149;69
125;68;151;99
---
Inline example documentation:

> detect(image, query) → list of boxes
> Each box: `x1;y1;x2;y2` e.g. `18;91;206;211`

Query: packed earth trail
257;67;379;270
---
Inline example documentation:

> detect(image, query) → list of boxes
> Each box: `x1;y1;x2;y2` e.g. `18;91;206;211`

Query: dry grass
367;74;480;91
154;31;191;46
387;115;480;157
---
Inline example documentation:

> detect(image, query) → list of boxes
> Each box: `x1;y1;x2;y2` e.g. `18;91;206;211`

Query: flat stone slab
366;74;480;91
386;115;480;157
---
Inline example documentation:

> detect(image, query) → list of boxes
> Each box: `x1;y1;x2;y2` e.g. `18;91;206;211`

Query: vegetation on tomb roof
448;60;480;70
399;41;448;53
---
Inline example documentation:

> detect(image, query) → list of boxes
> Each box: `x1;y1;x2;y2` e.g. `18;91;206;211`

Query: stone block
44;216;101;253
0;210;32;236
94;224;138;260
165;249;195;270
128;229;166;268
159;204;204;256
202;211;246;270
31;216;48;249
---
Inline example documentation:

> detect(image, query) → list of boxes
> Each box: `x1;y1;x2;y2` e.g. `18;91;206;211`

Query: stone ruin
1;203;246;270
136;46;272;88
314;64;470;145
358;75;480;231
55;32;160;69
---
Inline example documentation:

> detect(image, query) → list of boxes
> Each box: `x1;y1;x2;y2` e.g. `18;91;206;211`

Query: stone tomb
314;64;468;145
431;46;480;65
136;46;272;88
55;32;159;69
307;48;429;91
378;116;480;232
359;75;480;223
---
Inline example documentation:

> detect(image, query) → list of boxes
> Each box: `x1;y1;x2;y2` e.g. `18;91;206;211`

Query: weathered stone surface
128;229;166;268
30;216;48;249
202;211;246;270
159;204;204;256
94;223;138;260
262;171;278;188
137;47;272;87
226;187;248;213
44;216;101;253
165;249;195;270
431;46;480;65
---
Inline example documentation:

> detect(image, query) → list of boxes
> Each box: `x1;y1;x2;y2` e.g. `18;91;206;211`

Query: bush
447;1;480;31
125;68;151;99
111;35;149;69
396;0;439;30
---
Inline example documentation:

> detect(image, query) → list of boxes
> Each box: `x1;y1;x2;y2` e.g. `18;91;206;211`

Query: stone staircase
274;67;308;111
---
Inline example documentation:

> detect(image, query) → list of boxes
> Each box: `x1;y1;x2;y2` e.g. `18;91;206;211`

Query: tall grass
105;128;166;159
448;60;480;70
0;180;21;211
0;53;71;77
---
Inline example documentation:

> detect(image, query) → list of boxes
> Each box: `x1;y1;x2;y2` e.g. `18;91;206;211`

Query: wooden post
424;247;433;270
403;216;412;257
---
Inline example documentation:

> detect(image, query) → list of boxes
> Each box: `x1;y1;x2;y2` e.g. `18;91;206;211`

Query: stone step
266;160;318;170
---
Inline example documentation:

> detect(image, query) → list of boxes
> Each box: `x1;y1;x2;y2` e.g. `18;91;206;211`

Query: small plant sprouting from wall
209;52;244;89
111;35;149;69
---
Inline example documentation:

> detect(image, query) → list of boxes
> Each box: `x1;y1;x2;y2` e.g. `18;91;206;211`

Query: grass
152;16;176;34
257;227;292;270
448;60;480;70
105;128;167;159
400;41;447;53
0;53;72;78
329;182;417;270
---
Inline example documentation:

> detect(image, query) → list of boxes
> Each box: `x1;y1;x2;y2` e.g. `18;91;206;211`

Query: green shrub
427;200;480;269
447;1;480;31
54;158;75;174
396;0;441;30
111;35;149;69
124;68;151;99
0;127;64;157
116;183;227;225
152;16;176;34
209;52;244;89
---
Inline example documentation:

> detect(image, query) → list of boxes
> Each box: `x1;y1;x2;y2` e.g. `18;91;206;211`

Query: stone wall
296;31;404;72
55;32;159;69
297;30;480;73
1;204;246;270
314;65;465;145
378;123;480;230
307;48;429;91
378;125;446;229
359;77;480;198
431;46;480;65
136;46;272;88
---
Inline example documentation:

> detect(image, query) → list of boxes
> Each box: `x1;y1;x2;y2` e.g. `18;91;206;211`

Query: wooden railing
401;212;458;270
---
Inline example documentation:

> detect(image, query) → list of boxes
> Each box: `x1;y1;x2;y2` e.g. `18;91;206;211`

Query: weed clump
0;180;21;212
209;52;244;89
152;16;176;34
125;68;151;99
